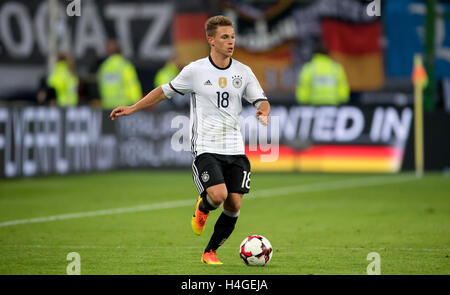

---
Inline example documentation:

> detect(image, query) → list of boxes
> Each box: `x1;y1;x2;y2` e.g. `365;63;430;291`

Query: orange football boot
201;250;223;265
191;196;209;235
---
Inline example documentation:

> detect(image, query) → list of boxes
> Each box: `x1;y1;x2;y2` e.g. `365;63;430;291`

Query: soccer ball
239;235;273;266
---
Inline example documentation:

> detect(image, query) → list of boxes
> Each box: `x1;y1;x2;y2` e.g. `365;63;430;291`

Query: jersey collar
208;55;232;70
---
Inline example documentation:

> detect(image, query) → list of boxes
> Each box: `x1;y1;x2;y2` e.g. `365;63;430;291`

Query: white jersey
161;56;268;157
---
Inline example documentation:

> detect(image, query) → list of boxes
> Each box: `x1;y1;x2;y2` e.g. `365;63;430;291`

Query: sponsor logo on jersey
201;171;210;182
232;75;243;88
204;80;212;86
218;77;227;88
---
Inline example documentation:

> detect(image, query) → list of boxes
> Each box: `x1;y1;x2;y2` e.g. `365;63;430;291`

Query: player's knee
207;189;228;207
224;199;241;213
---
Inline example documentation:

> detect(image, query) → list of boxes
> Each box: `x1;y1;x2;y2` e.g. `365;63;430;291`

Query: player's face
210;26;235;57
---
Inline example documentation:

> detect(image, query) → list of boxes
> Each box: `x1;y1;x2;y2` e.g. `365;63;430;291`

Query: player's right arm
110;62;193;121
109;86;166;120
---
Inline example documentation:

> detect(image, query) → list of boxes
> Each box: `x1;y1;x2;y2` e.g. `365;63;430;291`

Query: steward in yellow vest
154;60;180;87
296;47;350;105
47;54;79;107
97;40;142;109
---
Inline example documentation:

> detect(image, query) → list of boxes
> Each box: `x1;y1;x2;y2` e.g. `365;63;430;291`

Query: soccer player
110;15;271;264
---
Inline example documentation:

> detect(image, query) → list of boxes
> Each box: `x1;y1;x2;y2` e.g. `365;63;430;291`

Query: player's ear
207;36;214;47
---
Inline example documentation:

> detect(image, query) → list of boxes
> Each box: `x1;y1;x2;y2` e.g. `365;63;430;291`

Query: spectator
154;56;188;109
97;39;142;109
46;53;79;107
154;56;182;88
296;41;349;105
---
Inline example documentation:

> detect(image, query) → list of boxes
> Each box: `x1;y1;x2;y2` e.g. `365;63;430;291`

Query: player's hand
256;109;269;126
110;106;134;121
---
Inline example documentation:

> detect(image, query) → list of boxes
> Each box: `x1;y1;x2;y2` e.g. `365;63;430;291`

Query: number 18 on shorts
193;153;251;195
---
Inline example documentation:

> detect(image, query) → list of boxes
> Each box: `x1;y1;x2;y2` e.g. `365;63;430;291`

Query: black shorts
192;153;251;196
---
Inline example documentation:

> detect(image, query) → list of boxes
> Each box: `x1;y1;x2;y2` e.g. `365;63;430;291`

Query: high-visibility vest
154;61;180;87
47;61;79;107
296;54;350;105
97;54;142;109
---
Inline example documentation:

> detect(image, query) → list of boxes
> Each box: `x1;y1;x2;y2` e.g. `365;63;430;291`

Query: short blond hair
205;15;233;37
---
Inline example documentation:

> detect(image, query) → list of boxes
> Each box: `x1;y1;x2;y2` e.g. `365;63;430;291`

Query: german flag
232;43;294;93
173;13;210;66
321;19;384;92
246;144;404;173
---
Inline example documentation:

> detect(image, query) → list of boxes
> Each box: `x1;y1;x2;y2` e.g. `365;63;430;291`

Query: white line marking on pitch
0;174;416;228
0;244;447;253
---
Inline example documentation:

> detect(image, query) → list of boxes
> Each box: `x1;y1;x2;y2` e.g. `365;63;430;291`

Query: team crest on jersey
218;77;227;88
201;171;210;182
232;75;243;88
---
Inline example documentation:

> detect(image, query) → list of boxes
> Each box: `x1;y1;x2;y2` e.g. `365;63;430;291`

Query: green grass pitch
0;171;449;275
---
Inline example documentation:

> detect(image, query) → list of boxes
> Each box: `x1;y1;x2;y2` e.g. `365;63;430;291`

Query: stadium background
0;0;449;276
0;0;450;178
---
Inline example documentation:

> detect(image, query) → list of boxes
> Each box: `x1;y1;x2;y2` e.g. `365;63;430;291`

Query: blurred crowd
37;38;350;110
1;0;448;112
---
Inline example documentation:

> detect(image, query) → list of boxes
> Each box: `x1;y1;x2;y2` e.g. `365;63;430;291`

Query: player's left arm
244;67;271;126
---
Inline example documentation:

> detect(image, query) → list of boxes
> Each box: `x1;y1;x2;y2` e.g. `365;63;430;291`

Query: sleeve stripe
169;82;184;95
252;98;268;106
